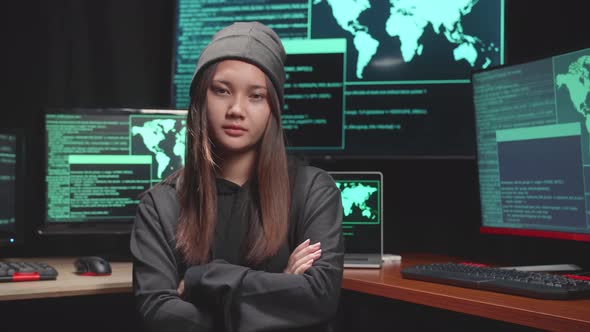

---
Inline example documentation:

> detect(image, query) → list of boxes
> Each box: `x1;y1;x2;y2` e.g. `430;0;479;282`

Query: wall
3;0;590;265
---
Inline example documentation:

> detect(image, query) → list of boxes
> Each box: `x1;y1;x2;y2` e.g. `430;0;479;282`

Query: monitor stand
382;254;402;262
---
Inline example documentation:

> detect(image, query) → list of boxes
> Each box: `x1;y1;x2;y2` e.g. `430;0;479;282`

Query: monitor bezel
170;0;182;110
0;127;25;251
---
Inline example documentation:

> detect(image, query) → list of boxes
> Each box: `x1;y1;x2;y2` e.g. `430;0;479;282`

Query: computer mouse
74;256;112;276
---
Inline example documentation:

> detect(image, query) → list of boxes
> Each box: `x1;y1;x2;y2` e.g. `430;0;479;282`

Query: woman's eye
251;93;265;101
212;87;228;95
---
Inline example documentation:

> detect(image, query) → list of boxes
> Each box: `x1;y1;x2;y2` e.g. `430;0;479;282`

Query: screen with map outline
173;0;505;157
473;47;590;242
44;108;187;224
330;171;382;254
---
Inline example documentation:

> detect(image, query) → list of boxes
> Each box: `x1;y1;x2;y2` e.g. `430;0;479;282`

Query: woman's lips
222;125;246;137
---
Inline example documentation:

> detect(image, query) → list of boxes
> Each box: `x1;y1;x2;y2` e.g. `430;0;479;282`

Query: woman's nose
227;95;246;118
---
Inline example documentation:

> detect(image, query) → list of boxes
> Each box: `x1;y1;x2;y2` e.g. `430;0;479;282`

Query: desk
0;257;132;301
2;255;589;331
343;253;590;332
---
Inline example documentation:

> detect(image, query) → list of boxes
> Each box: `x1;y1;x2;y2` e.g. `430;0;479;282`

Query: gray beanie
189;22;287;107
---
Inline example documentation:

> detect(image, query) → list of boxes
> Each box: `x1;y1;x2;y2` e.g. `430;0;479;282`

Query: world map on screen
336;181;379;222
131;118;186;180
314;0;500;80
556;54;590;133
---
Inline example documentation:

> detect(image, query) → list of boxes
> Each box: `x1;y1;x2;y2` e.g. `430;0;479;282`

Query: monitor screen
0;130;22;247
172;0;505;157
472;47;590;242
44;108;186;227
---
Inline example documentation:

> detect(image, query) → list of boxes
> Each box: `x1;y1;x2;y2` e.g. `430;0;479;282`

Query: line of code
46;114;129;221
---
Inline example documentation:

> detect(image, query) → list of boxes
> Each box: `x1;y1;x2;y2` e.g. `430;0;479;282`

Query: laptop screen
329;172;383;254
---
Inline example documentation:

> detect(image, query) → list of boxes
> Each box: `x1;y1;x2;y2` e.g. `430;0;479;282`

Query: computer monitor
472;47;590;242
172;0;505;157
0;129;23;248
39;108;186;235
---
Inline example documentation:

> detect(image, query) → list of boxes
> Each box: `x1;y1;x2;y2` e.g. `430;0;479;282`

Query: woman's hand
284;239;322;274
177;279;185;298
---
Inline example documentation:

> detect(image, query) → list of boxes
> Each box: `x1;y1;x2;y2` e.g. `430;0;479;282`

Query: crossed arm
177;238;322;295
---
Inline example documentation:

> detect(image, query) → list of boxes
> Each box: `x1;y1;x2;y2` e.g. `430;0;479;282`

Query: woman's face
206;60;272;156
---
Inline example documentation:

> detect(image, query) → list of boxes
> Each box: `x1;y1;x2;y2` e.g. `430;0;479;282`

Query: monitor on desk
472;47;590;243
38;108;187;235
0;129;24;248
172;0;505;158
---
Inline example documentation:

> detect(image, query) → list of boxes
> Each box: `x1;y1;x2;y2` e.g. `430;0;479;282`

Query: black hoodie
130;164;344;332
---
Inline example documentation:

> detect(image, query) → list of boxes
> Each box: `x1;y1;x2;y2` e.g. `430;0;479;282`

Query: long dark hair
174;62;291;265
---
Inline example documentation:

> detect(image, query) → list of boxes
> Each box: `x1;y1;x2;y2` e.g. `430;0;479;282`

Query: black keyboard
0;261;58;282
401;262;590;300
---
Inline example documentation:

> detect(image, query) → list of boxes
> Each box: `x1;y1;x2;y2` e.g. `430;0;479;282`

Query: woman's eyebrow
211;79;231;86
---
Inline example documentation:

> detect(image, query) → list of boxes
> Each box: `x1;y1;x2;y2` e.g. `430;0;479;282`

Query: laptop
329;171;383;269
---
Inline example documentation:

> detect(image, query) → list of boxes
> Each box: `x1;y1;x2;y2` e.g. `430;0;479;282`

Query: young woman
131;22;344;331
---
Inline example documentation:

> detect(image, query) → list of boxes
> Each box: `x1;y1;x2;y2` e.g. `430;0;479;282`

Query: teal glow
496;122;581;142
283;38;346;55
555;53;590;119
129;114;187;179
336;180;380;225
68;155;152;164
347;79;470;85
